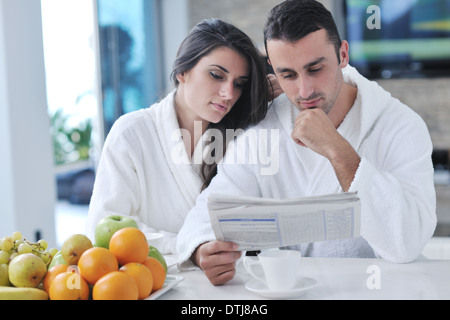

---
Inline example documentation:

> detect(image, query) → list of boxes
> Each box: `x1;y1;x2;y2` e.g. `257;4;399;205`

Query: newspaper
208;192;361;251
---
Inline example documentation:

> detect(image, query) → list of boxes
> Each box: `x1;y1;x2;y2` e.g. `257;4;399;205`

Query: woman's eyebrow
210;64;229;73
210;64;249;79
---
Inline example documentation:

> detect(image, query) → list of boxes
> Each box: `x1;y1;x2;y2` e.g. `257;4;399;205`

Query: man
176;0;436;286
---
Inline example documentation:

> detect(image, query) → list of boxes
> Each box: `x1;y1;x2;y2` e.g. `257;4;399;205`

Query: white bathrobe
86;90;208;254
176;65;437;269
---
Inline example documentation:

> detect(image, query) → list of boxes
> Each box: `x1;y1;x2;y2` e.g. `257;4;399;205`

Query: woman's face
176;46;250;125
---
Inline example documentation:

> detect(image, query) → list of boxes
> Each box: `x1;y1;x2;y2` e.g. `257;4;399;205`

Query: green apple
48;251;67;269
148;246;167;272
61;234;93;265
8;254;47;288
95;215;138;249
0;264;11;286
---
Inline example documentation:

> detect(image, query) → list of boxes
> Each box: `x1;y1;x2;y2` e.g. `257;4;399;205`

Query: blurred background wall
1;0;449;247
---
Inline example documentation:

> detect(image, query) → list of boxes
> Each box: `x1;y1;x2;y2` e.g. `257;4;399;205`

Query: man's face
267;29;348;114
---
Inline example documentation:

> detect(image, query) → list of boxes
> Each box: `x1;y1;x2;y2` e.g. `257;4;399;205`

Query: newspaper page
208;192;361;251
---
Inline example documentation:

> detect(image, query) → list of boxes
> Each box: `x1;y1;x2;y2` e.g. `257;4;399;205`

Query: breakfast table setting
157;254;450;300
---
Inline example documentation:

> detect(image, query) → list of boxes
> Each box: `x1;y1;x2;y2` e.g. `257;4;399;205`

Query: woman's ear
176;72;186;84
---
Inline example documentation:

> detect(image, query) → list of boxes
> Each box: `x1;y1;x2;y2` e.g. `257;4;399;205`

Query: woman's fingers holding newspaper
193;240;241;286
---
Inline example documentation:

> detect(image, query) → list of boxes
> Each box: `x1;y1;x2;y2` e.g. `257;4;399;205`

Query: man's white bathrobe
87;90;207;254
176;66;437;269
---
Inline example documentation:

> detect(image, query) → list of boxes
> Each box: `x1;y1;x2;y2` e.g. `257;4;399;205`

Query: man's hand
291;107;341;158
192;241;242;286
291;108;360;191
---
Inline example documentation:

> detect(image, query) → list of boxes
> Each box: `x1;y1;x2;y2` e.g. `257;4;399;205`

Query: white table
160;257;450;300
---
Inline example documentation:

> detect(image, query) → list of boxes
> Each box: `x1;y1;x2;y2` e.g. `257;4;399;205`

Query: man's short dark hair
264;0;342;61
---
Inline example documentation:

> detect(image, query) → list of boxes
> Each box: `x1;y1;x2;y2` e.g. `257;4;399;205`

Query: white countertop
160;256;450;300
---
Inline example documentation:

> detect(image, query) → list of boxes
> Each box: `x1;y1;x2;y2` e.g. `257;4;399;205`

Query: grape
1;231;54;267
11;231;22;242
48;248;58;257
14;239;24;249
37;239;48;251
9;252;18;261
18;243;32;254
1;237;13;252
39;251;51;266
0;251;9;264
30;243;41;253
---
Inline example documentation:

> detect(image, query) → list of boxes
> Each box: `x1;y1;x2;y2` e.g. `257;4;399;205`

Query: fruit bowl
144;274;184;300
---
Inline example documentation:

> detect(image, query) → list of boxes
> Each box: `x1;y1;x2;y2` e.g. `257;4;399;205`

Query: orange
92;271;139;300
43;264;68;293
109;227;149;265
119;262;153;299
78;247;118;285
142;256;166;292
48;271;89;300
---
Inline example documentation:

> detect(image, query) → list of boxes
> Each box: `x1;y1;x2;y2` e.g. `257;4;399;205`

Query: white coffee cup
243;250;301;291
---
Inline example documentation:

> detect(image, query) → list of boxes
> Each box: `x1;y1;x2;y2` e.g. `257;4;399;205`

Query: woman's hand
267;74;283;101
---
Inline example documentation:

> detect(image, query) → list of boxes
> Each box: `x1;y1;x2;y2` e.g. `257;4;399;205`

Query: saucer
245;277;317;299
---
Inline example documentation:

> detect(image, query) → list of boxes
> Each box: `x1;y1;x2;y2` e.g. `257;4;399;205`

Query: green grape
0;251;10;264
11;231;22;242
9;252;18;261
37;239;48;251
48;248;58;257
14;239;24;249
18;243;32;254
30;243;41;253
40;251;51;266
1;237;13;252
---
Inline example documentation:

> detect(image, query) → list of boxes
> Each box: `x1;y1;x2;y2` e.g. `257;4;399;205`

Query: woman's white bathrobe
86;90;207;254
177;65;437;269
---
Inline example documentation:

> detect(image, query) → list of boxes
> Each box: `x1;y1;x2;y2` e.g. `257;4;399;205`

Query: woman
86;19;270;254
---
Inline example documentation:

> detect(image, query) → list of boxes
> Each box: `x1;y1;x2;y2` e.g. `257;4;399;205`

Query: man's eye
309;67;322;73
282;73;295;79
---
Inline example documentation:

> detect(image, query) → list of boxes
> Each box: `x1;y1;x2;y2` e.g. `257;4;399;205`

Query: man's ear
339;40;350;68
267;59;272;66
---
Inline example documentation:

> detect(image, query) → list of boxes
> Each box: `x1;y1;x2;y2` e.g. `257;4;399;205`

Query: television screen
345;0;450;78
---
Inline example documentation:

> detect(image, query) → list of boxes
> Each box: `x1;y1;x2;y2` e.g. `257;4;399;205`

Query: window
41;0;99;167
97;0;164;137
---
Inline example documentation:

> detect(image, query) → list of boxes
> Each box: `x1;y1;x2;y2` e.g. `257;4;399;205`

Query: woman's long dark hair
171;18;269;191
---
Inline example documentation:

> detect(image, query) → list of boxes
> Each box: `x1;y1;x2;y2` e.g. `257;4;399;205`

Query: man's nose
296;77;314;100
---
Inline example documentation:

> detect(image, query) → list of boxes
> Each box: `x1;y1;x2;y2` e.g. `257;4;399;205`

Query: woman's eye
210;72;222;80
234;81;246;89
